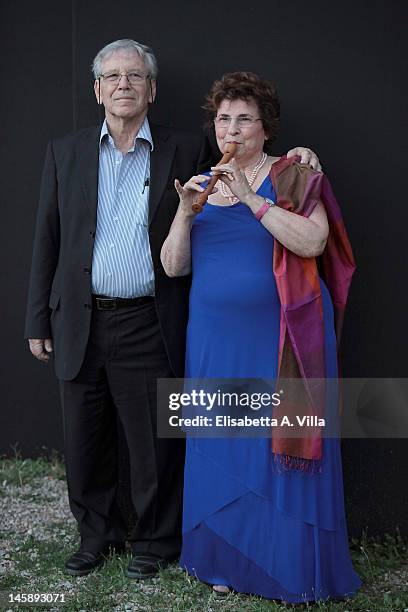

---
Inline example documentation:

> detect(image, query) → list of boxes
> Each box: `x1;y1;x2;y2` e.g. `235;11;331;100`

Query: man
25;39;320;578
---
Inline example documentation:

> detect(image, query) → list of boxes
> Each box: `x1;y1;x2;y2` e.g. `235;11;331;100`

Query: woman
161;72;361;603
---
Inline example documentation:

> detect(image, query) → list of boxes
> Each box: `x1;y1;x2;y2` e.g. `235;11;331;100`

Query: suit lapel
79;126;100;223
149;124;176;226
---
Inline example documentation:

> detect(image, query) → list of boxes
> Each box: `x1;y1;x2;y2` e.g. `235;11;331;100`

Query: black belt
92;294;154;311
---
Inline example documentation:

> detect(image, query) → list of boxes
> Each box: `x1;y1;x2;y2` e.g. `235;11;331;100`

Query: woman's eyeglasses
214;115;261;128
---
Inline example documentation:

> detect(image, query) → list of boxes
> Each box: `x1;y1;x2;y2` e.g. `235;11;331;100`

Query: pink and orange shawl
270;156;356;471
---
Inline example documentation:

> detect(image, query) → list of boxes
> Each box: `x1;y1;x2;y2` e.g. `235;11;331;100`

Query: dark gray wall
1;0;407;536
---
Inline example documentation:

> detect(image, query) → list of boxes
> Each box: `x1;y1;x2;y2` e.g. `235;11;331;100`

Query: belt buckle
96;297;116;311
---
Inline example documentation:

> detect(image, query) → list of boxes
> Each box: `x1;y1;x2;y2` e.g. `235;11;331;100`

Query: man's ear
94;79;103;105
149;79;157;104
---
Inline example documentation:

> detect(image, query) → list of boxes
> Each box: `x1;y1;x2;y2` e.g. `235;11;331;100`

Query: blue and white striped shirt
91;117;155;297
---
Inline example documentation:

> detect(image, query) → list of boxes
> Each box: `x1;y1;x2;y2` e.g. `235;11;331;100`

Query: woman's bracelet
255;198;276;221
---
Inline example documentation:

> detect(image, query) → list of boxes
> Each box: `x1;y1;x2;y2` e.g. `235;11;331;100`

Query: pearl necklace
219;152;267;204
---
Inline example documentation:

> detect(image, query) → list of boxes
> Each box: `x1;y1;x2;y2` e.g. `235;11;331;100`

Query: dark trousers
59;300;184;559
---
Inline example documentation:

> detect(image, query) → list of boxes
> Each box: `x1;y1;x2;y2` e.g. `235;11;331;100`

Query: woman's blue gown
179;176;361;603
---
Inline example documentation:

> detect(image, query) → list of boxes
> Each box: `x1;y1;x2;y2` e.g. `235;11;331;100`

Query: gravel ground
0;474;184;610
0;476;75;578
1;477;73;538
1;471;407;611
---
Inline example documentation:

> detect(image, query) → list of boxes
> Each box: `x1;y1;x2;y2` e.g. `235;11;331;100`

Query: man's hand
287;147;322;171
29;338;53;363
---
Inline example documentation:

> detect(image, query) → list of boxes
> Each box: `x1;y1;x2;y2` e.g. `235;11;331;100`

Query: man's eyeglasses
214;115;262;129
99;71;151;85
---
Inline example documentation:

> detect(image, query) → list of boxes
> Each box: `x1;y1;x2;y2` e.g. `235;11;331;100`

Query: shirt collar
99;116;154;151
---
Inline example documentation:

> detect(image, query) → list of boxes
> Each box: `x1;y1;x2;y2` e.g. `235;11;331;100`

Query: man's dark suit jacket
24;123;211;381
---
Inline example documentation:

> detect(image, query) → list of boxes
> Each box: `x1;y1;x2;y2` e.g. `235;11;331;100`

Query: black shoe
64;542;126;576
64;550;107;576
127;554;169;580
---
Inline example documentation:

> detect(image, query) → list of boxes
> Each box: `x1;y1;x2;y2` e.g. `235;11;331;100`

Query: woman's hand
174;175;216;216
211;158;253;204
162;175;214;277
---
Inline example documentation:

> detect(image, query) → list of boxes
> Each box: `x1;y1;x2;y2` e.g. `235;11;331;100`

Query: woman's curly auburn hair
203;71;280;153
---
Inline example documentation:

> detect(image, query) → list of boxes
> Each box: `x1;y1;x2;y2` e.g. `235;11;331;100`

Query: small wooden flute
191;143;237;213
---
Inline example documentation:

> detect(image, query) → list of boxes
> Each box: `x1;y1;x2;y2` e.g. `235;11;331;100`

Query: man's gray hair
92;39;158;79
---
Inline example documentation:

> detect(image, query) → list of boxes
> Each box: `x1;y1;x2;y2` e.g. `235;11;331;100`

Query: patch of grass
350;528;407;582
0;571;27;592
0;451;65;486
2;456;407;611
12;536;72;575
4;534;408;611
